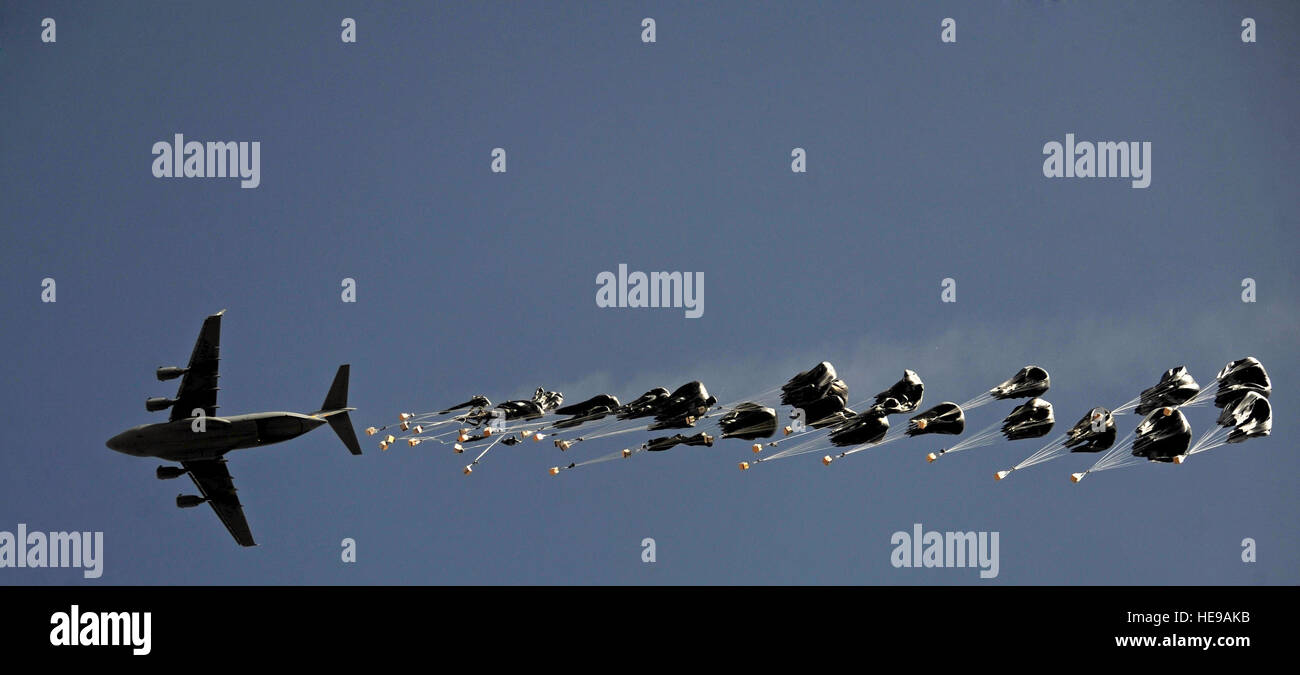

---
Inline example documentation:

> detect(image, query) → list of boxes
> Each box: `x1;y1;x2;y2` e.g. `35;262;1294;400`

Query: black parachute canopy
555;394;620;418
1217;391;1272;444
829;412;890;447
534;388;564;411
1214;357;1271;409
990;365;1050;400
781;362;843;408
798;392;848;427
439;395;491;415
1136;366;1200;415
1131;407;1192;462
488;387;564;422
872;370;924;415
906;402;965;437
1001;398;1055;441
1063;406;1116;453
551;394;621;429
719;402;778;440
617;387;671;419
652;381;716;424
645;432;713;452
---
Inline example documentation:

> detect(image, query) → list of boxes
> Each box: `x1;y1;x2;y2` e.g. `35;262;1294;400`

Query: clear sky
1;1;1296;585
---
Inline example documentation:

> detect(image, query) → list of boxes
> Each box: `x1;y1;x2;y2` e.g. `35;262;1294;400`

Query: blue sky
1;1;1296;585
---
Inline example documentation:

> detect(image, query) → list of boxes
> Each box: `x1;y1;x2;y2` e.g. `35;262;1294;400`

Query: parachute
799;392;850;427
1149;357;1271;412
551;394;620;429
1063;407;1117;452
956;365;1051;410
906;402;965;437
1131;407;1193;463
555;394;620;418
829;412;890;447
645;432;714;452
755;367;926;467
1072;407;1191;482
777;361;851;429
649;381;716;428
996;406;1112;480
616;387;672;420
1135;367;1199;415
439;395;491;415
1220;391;1272;444
929;398;1053;463
718;403;778;440
465;387;563;424
546;380;719;456
1001;398;1055;440
1213;357;1271;409
991;366;1050;401
781;361;840;408
871;370;924;415
1182;391;1272;460
362;355;1272;481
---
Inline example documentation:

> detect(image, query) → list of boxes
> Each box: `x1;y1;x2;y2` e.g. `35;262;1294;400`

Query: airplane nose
106;433;125;453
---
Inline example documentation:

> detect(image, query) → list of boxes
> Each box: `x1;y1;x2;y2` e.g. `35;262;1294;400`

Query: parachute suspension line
940;421;1003;455
470;436;502;465
1086;428;1141;474
836;430;906;460
1183;374;1225;408
958;391;995;411
580;447;637;467
542;412;635;441
1111;394;1142;415
715;385;781;412
779;429;907;467
579;424;653;442
460;436;505;474
759;430;836;462
1187;425;1231;457
1010;434;1069;471
1092;451;1145;473
554;443;649;474
834;442;875;460
366;412;463;436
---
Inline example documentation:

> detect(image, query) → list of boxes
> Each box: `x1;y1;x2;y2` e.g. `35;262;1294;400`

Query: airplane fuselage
106;412;326;462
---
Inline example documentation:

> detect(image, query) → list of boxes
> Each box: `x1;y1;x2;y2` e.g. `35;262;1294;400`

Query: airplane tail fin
316;364;362;455
328;412;363;456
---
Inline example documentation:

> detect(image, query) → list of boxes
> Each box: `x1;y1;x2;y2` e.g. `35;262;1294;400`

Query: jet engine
146;397;176;412
176;495;206;508
156;466;188;480
156;366;187;381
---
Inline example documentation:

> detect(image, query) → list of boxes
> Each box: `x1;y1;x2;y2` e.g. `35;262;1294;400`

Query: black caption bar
1;585;1290;661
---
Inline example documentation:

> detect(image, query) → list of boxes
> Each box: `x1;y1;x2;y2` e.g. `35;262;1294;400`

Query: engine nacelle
146;397;176;412
176;494;206;508
156;466;188;480
156;366;187;381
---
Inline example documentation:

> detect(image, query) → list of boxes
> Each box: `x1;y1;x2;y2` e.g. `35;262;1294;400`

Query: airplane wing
170;310;224;422
182;458;256;547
